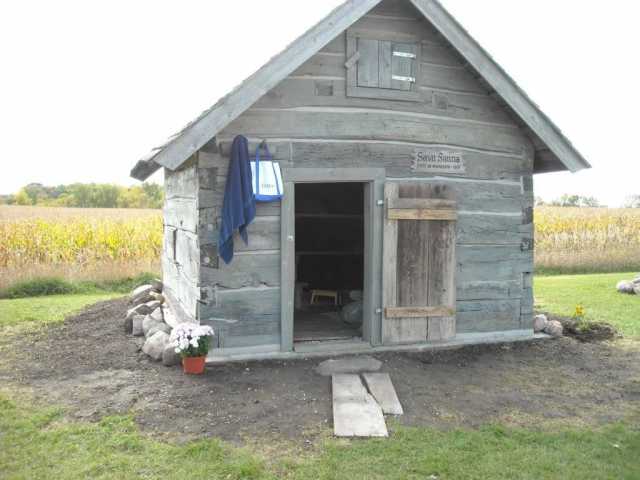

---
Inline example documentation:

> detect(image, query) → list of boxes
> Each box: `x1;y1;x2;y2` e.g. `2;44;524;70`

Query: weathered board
382;182;457;344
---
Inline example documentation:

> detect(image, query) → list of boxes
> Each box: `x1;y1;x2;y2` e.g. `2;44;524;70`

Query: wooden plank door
382;182;456;345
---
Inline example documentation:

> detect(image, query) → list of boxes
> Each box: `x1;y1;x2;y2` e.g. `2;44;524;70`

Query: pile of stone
123;281;181;367
533;314;564;337
616;276;640;295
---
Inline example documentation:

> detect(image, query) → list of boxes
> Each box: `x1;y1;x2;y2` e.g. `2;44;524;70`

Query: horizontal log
385;306;455;318
222;109;530;156
289;141;529;180
349;15;440;43
388;207;457;221
457;245;534;281
258;77;515;125
456;299;522;333
457;280;523;301
420;63;487;95
456;213;525;245
200;287;280;324
200;253;281;289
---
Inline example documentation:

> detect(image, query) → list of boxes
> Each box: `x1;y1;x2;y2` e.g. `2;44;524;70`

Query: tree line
0;183;164;209
535;194;640;208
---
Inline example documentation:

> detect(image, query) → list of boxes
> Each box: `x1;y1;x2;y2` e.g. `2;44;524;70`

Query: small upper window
346;31;421;102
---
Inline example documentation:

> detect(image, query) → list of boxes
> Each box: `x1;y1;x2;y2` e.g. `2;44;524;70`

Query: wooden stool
310;289;339;306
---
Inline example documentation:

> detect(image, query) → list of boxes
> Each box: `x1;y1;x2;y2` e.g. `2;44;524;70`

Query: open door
382;182;457;345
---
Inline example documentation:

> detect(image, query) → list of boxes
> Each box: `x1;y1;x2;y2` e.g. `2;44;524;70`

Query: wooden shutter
356;38;380;88
382;183;457;345
390;43;417;91
346;32;421;102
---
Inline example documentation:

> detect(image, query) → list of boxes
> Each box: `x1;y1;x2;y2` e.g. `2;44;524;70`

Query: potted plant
170;323;215;374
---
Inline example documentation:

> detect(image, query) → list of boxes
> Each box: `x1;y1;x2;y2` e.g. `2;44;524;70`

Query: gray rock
130;284;154;305
123;315;133;334
533;314;548;333
162;306;180;329
632;275;640;284
149;291;165;304
143;300;161;314
126;302;154;319
341;301;363;326
147;322;172;338
634;285;640;296
142;331;170;361
132;315;145;337
162;344;181;367
142;315;163;337
544;320;564;338
151;278;163;292
617;281;635;294
148;306;164;323
315;356;382;377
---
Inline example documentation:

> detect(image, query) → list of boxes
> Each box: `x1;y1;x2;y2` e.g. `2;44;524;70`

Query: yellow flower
574;304;585;319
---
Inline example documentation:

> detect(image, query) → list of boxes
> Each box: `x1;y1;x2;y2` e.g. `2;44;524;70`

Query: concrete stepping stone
362;373;404;415
332;374;388;437
315;355;382;376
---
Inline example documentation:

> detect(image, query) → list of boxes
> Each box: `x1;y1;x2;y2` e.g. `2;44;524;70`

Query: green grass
0;293;119;330
1;394;639;480
0;273;157;299
535;272;640;338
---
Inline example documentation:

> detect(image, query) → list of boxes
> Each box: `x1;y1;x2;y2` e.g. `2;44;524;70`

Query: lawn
1;273;640;479
535;272;640;338
0;293;119;330
1;394;638;480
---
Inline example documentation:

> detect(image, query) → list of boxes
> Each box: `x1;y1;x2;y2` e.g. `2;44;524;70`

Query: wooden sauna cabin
130;0;590;361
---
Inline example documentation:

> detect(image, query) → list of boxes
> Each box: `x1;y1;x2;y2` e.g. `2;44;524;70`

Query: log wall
194;0;535;348
163;157;201;319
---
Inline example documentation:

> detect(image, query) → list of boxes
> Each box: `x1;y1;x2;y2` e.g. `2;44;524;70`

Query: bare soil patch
1;298;639;445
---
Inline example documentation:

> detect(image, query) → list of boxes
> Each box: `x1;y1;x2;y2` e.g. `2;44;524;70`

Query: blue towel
218;135;256;264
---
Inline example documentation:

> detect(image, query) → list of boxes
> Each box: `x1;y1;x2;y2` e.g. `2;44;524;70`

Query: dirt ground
1;298;639;445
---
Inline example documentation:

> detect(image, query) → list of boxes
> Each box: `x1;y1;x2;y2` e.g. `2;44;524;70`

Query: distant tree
623;195;640;208
7;182;164;209
551;194;601;208
534;196;547;207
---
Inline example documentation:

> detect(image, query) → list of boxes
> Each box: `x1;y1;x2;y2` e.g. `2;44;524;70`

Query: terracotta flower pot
182;356;206;375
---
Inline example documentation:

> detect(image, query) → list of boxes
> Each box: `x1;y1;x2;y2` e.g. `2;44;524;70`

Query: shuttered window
346;32;421;102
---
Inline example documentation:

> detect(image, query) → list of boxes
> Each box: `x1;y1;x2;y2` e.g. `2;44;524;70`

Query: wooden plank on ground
332;374;388;438
362;373;404;415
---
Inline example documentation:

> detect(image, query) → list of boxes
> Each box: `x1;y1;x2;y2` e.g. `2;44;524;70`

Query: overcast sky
1;0;638;206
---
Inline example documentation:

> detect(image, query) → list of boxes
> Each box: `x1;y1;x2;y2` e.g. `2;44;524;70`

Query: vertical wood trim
371;178;385;346
280;181;295;352
363;179;384;346
382;183;399;344
363;182;373;343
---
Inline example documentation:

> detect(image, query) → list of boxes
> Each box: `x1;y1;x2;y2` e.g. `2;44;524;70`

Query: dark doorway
293;183;365;343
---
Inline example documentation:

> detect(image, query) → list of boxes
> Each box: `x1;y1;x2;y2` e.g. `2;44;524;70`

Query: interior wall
295;183;364;292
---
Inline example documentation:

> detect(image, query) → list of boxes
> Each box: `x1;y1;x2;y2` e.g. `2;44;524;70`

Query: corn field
0;206;162;290
1;205;639;291
535;207;640;274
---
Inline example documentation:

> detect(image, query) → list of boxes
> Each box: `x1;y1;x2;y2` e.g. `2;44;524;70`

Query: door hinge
377;200;384;206
375;308;383;314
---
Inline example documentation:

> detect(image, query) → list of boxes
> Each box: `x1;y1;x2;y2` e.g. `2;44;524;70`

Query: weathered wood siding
163;156;201;319
196;0;535;347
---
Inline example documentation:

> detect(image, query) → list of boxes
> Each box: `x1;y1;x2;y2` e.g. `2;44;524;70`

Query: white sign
412;150;465;174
